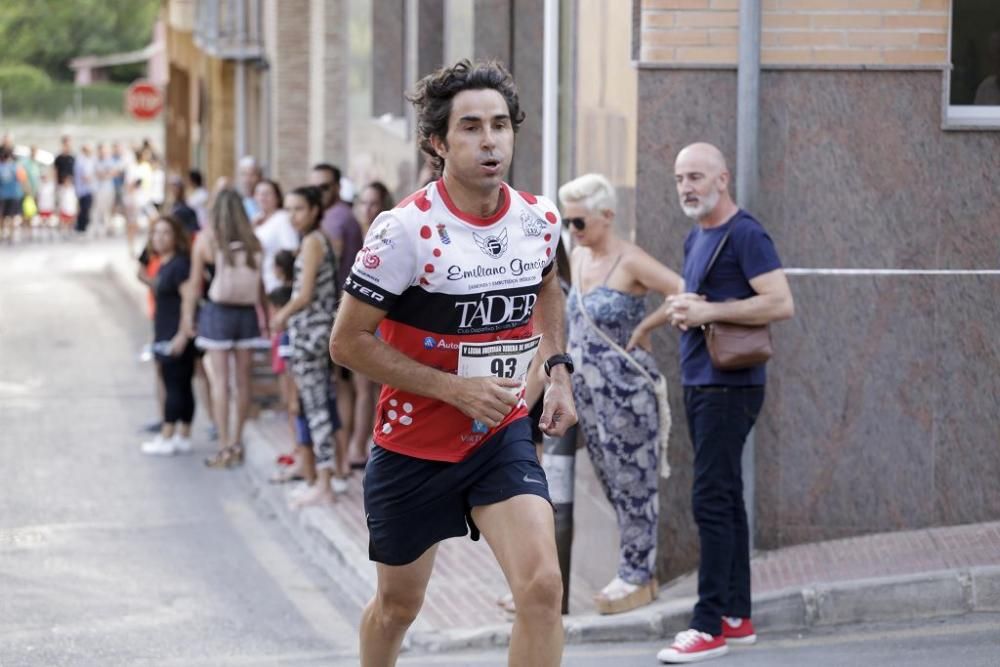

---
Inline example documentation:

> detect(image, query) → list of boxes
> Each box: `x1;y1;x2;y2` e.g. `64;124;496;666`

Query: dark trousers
158;346;196;424
75;193;93;232
684;385;764;636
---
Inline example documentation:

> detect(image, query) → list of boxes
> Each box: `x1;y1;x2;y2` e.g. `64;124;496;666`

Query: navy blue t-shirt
154;255;191;343
680;210;782;387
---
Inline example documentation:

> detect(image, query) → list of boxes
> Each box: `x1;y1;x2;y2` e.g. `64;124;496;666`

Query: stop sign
125;81;164;121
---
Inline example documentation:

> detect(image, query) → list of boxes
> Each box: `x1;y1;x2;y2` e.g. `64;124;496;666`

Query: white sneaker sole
657;644;729;663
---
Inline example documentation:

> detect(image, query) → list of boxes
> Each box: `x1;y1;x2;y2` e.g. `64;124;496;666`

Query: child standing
36;169;57;239
57;174;78;238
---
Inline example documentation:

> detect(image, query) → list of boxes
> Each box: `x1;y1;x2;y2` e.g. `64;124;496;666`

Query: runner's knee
513;566;563;620
375;588;424;629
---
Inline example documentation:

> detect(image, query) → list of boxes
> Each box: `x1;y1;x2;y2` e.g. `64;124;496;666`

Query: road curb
239;421;1000;654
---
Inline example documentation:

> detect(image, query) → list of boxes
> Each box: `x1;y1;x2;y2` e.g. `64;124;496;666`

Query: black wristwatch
543;353;574;377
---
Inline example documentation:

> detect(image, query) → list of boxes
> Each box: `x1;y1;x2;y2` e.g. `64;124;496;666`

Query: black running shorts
363;417;551;566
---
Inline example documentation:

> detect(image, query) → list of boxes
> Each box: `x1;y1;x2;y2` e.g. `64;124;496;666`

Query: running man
330;59;577;667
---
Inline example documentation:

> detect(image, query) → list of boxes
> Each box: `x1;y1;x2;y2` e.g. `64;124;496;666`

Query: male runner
329;60;577;667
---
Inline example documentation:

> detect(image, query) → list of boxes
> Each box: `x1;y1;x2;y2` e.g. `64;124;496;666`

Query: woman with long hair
138;215;197;456
271;185;342;507
182;189;265;468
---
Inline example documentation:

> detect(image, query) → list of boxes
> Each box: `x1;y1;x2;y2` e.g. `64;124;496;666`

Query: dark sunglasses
562;217;586;231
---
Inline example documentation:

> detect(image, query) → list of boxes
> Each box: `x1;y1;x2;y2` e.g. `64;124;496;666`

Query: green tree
0;0;160;82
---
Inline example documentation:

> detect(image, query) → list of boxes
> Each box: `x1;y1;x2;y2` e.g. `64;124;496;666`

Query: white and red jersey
344;179;562;462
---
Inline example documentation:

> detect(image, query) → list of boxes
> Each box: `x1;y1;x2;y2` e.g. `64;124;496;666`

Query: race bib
458;335;543;433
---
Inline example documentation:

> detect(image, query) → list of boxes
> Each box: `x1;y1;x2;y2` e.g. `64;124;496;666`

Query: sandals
204;444;245;469
593;577;658;615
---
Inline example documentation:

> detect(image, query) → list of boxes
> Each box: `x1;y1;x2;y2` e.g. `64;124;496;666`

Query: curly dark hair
407;59;525;176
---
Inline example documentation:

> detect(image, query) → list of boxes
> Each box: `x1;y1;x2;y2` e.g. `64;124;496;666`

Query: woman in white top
251;179;300;294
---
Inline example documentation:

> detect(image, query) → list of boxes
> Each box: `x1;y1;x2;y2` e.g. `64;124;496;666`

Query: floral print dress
567;276;663;585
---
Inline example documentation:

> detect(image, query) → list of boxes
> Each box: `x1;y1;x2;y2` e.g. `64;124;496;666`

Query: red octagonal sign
125;81;164;121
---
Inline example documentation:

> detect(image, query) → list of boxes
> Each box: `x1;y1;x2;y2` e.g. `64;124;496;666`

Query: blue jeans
684;385;764;636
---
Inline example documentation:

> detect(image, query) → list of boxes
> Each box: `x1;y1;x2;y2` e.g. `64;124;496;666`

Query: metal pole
736;0;761;550
234;0;247;166
235;62;246;164
541;0;560;202
542;424;576;614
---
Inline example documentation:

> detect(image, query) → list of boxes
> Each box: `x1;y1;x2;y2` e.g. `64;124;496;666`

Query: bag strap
319;232;341;303
696;227;733;294
573;257;673;480
574;258;657;386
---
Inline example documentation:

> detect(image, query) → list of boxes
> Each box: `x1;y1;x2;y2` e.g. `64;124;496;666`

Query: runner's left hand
539;376;577;437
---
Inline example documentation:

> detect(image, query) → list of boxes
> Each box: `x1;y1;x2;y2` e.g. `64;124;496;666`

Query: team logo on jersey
373;223;396;249
455;293;537;330
436;223;452;245
360;247;381;270
520;210;545;237
473;228;509;259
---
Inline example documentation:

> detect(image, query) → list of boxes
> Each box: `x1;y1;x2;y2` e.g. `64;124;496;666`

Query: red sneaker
722;616;757;645
657;629;729;663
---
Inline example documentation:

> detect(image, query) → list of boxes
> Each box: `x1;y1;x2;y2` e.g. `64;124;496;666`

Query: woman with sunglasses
559;173;683;615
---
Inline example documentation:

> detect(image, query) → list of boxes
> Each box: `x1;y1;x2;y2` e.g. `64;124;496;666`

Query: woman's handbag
574;290;672;480
698;229;773;371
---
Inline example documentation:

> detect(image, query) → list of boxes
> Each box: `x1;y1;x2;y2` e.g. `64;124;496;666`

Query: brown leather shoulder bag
697;228;773;371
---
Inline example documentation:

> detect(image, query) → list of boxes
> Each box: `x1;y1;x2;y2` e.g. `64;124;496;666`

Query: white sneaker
330;477;349;494
287;481;313;501
657;629;728;663
171;434;192;454
141;434;176;456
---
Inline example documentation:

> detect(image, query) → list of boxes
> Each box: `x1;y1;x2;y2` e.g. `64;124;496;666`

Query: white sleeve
277;212;300;250
343;212;415;310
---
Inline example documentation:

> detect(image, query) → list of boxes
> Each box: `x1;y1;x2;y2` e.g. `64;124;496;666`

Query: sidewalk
243;414;1000;652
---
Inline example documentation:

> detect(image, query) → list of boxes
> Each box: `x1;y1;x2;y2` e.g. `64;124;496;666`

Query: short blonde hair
558;173;617;214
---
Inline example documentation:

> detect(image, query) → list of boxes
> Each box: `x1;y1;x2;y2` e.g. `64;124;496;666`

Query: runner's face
435;89;514;192
285;193;315;234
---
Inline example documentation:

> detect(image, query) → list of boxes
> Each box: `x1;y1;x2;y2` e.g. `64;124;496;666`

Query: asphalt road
398;613;1000;666
0;241;360;666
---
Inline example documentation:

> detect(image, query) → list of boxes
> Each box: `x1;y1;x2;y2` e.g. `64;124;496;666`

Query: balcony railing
193;0;264;60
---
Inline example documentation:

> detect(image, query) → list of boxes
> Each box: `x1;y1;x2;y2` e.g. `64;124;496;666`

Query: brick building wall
640;0;949;67
265;0;312;188
309;0;349;170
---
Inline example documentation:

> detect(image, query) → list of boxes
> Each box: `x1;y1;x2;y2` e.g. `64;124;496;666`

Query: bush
0;64;54;98
0;81;128;119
